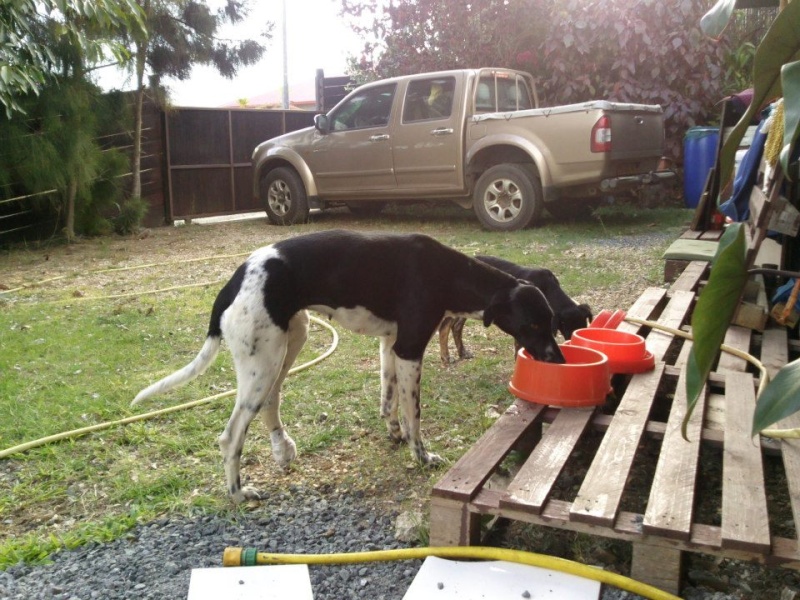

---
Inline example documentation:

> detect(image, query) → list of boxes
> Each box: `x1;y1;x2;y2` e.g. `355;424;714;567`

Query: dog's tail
131;335;221;406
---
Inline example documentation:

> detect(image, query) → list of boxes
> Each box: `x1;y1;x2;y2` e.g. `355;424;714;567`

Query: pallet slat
432;401;544;501
501;408;594;514
763;328;800;542
721;371;771;552
570;291;694;527
643;367;705;541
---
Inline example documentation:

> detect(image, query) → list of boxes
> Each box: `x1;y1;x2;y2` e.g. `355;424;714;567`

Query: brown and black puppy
439;254;592;364
132;230;563;503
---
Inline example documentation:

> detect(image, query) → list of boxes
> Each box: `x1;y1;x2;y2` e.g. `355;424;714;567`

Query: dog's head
483;284;565;364
556;304;593;340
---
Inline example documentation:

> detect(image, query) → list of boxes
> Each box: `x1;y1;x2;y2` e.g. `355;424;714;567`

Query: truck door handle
430;128;454;136
369;134;390;141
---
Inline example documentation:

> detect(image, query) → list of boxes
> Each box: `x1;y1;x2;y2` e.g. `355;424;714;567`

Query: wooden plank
764;328;800;542
721;371;771;552
570;290;693;526
616;287;667;336
501;408;594;514
643;368;705;541
644;290;694;360
669;261;708;294
717;325;751;373
475;490;800;568
432;400;544;501
569;363;666;526
630;543;682;596
429;496;482;546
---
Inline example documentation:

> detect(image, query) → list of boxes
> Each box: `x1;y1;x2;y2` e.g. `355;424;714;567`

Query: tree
0;0;144;118
340;0;732;158
116;0;269;201
341;0;538;82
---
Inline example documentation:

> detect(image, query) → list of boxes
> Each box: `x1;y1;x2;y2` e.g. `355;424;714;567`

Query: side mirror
314;114;330;134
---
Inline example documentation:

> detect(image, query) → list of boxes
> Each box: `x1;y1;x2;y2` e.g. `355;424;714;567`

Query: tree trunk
65;178;77;242
132;38;146;200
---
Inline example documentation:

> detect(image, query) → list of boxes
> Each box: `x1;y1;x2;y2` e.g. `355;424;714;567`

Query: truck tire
262;167;309;225
473;164;543;231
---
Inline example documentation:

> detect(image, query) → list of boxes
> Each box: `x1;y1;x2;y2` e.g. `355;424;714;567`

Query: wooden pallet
430;270;800;595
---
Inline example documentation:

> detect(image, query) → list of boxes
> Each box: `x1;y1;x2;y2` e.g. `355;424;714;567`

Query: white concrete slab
403;556;601;600
187;564;313;600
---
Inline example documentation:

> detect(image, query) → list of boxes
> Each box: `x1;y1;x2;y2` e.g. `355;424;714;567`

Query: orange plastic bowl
570;327;655;374
509;345;611;407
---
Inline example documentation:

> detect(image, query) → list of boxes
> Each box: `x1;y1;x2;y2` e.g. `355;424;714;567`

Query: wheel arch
465;138;550;191
252;145;318;200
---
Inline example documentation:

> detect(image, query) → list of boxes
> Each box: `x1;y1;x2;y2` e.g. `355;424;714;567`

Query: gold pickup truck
252;68;674;231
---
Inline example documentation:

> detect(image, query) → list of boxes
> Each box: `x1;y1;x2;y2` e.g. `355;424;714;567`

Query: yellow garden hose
222;545;681;600
0;314;338;459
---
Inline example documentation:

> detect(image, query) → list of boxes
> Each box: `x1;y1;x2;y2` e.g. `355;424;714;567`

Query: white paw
231;486;263;504
271;429;297;468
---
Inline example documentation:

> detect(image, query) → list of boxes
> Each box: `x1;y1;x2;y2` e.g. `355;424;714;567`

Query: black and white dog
133;230;564;504
439;255;592;364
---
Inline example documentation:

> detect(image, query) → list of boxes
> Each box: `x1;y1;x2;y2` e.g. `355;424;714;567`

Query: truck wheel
262;167;309;225
473;164;543;231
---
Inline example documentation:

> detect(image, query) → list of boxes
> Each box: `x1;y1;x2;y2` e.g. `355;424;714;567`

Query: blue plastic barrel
683;127;719;208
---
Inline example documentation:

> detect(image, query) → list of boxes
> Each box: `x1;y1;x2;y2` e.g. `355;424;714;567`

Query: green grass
0;203;692;568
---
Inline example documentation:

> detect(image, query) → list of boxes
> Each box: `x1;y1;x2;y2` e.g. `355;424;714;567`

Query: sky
95;0;364;108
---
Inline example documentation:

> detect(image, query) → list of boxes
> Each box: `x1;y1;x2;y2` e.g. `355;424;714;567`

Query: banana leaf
752;358;800;434
780;60;800;180
683;223;747;439
711;0;800;191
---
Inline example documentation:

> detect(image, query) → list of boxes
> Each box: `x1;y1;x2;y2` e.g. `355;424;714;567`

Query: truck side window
476;78;497;112
331;84;396;131
403;77;455;123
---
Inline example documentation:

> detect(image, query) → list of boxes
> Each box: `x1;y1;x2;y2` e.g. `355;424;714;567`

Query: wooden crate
430;267;800;595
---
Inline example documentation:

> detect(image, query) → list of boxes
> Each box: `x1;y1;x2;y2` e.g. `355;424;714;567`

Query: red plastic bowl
570;327;655;374
509;345;611;407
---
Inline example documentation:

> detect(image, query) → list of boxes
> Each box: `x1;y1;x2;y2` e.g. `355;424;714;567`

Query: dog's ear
483;290;512;327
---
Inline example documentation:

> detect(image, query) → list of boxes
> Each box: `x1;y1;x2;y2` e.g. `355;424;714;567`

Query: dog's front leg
379;335;403;442
395;357;443;465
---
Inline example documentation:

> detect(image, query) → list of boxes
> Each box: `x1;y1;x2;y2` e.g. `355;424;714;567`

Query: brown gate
163;108;315;221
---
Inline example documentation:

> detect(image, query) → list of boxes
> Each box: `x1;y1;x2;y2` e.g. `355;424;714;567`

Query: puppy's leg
438;317;453;366
452;317;473;360
396;356;443;465
258;311;309;469
379;334;403;442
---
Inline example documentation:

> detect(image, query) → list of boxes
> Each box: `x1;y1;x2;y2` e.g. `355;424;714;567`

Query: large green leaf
715;0;800;190
684;224;748;439
752;358;800;434
780;60;800;180
700;0;737;39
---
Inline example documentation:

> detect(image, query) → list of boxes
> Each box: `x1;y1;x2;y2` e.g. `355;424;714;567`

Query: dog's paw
271;428;297;468
231;486;263;505
422;452;446;466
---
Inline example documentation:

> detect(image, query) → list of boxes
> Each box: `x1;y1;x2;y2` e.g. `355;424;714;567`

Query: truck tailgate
608;106;665;160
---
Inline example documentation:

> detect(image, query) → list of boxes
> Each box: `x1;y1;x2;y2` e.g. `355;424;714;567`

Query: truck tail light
591;115;612;153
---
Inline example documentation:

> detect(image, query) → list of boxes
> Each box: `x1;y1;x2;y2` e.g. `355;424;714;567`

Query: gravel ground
0;484;744;600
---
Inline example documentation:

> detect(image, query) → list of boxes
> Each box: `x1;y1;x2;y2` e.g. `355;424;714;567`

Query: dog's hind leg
379;334;403;443
396;357;443;465
438;317;453;366
218;322;289;504
451;317;473;360
258;311;309;469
